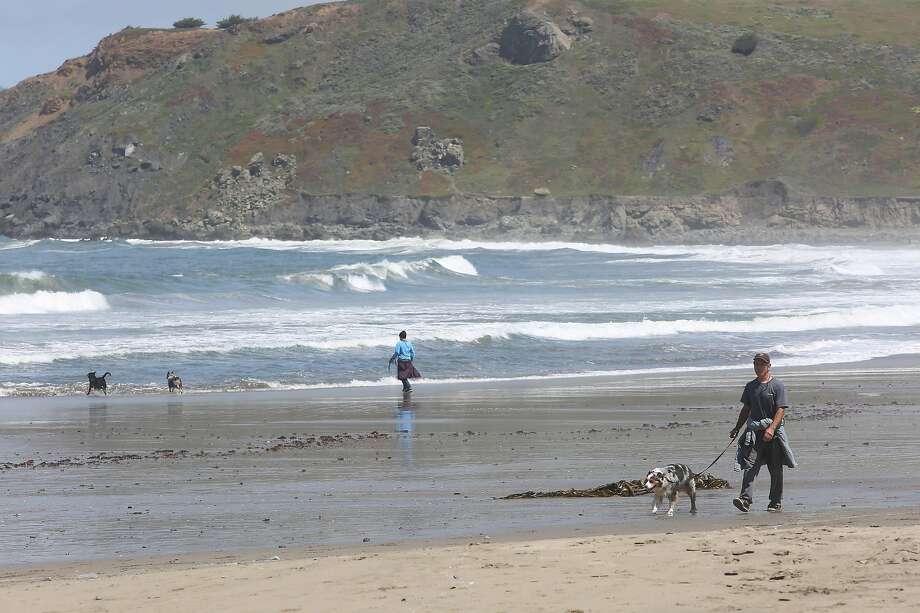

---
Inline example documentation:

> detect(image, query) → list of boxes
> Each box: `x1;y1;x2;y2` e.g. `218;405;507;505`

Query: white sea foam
770;337;920;365
5;302;920;366
344;274;387;293
280;255;478;292
0;290;110;315
432;255;478;276
413;305;920;343
0;239;39;250
9;270;49;281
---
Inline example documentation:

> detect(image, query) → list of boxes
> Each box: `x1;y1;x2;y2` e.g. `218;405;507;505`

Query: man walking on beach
390;330;420;393
729;352;796;513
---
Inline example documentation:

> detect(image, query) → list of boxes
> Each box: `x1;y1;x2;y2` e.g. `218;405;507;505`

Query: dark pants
400;377;411;391
740;440;783;505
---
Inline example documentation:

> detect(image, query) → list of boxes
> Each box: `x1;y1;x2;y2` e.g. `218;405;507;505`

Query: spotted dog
644;464;698;516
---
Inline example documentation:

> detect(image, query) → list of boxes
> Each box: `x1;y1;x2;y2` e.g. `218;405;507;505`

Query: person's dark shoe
767;501;782;513
733;497;751;513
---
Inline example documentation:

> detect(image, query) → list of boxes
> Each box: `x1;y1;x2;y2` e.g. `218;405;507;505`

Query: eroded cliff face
3;0;920;243
5;181;920;244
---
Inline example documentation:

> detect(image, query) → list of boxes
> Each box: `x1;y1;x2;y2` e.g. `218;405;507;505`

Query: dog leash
690;424;747;479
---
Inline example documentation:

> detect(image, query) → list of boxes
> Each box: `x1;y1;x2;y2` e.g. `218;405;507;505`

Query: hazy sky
0;1;325;88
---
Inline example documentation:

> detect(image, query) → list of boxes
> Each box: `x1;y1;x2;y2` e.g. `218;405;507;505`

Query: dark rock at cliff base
499;10;571;65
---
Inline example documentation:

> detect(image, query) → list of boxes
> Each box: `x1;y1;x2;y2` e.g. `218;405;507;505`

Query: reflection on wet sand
167;401;184;430
396;393;416;469
88;403;108;438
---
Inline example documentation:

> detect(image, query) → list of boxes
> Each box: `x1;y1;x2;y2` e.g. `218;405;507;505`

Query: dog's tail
102;372;111;379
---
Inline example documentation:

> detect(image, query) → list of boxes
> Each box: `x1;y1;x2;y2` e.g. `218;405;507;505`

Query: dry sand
2;511;919;612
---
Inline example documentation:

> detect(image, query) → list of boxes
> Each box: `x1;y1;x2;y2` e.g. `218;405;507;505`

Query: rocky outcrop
499;10;571;64
207;153;297;231
704;137;735;167
39;97;66;116
642;140;666;177
262;22;318;44
563;12;594;38
465;42;500;66
410;127;464;171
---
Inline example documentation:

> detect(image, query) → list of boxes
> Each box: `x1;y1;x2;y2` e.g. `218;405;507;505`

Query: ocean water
3;236;920;396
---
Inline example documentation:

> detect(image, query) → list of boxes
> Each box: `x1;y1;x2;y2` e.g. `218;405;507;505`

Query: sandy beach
2;361;920;610
3;511;920;612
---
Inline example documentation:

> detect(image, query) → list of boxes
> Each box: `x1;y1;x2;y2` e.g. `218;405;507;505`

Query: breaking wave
280;255;478;292
122;237;920;278
0;290;110;315
0;239;39;250
5;303;920;365
0;270;59;294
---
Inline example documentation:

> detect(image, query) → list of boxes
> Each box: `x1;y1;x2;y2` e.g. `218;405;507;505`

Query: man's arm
763;406;785;442
730;403;750;438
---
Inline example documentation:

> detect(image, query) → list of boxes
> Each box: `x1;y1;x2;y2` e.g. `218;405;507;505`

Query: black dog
167;371;183;393
87;371;111;395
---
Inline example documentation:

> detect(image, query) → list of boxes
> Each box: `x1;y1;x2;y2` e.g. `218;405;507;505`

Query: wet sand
1;360;920;609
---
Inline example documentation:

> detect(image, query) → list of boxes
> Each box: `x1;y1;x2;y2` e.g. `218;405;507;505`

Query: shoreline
5;352;920;400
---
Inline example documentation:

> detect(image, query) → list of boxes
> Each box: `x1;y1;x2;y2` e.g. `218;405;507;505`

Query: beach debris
0;431;392;472
500;473;729;499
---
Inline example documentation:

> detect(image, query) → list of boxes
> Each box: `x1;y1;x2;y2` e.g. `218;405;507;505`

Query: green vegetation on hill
216;14;256;30
2;0;920;237
173;17;205;29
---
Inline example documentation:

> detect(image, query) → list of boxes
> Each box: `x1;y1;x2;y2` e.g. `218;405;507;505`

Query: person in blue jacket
389;330;420;392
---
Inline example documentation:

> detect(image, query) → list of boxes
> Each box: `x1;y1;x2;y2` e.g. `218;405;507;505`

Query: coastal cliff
3;0;920;242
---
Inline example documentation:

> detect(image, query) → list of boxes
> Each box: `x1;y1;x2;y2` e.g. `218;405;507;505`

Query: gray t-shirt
741;377;788;421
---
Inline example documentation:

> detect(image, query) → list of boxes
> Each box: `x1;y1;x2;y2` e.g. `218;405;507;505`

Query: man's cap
753;352;771;364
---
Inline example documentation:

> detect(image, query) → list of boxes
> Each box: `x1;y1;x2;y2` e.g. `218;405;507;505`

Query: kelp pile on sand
501;473;729;499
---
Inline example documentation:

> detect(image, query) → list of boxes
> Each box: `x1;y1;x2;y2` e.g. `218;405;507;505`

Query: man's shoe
733;497;751;513
767;502;782;513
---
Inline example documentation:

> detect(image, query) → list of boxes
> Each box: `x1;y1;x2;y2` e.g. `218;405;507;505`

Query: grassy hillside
2;0;920;236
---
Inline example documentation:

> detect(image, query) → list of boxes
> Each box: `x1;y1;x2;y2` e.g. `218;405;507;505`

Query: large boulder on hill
732;32;758;56
499;10;571;65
